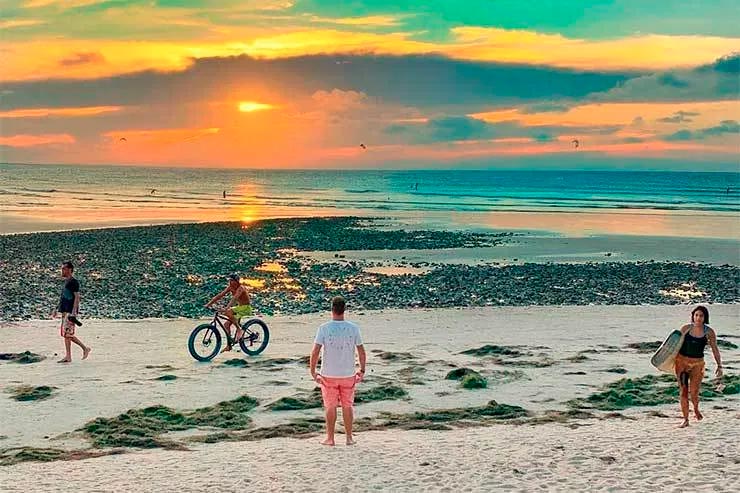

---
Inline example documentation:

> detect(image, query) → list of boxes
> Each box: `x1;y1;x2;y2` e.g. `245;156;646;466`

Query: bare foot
321;439;335;446
82;347;91;360
694;410;703;421
678;420;689;428
57;358;71;364
220;345;232;353
346;438;356;446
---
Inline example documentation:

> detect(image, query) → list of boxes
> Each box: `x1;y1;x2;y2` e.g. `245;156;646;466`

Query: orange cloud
0;106;123;118
309;15;405;27
5;26;735;81
449;28;740;70
0;133;75;147
0;19;46;29
471;101;740;128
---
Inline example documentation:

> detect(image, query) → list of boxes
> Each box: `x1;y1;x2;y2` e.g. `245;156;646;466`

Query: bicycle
188;308;270;362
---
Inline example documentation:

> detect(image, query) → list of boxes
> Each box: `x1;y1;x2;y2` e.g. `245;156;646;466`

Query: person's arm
73;292;80;316
357;344;366;379
309;343;322;383
707;328;723;377
205;288;228;308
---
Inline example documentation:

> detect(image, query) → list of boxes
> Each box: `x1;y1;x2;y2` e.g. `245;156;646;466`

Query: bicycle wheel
239;319;270;356
188;323;222;361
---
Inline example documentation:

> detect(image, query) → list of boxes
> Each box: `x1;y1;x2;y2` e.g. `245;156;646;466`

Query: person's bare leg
69;336;91;359
227;309;243;341
342;406;355;445
221;319;233;352
322;406;337;445
58;338;72;363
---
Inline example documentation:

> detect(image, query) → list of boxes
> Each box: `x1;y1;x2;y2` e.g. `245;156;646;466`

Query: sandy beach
1;305;738;492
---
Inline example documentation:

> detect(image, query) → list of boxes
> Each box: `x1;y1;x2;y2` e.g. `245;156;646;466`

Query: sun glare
238;101;273;113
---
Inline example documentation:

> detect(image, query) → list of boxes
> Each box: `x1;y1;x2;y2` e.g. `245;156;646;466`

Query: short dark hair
62;261;74;271
691;305;709;324
331;296;346;314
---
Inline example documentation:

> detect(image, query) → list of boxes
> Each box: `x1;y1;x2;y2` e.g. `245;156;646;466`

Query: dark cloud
590;53;739;102
657;73;689;88
0;54;633;111
385;116;620;144
658;110;700;124
701;52;740;74
664;119;739;141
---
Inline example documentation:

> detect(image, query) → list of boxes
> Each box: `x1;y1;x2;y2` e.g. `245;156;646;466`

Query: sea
2;163;739;237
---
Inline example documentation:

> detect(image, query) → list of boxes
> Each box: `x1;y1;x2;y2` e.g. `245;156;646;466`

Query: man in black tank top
674;306;723;428
52;261;91;363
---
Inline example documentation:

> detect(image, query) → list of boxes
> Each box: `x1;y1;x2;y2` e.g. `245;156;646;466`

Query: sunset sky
0;0;738;169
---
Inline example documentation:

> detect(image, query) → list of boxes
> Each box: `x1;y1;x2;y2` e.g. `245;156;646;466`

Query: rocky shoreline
1;217;737;320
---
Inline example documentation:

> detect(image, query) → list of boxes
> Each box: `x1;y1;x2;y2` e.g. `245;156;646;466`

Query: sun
238;101;273;113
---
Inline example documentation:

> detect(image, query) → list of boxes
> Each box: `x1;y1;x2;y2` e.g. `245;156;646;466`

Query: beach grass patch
222;359;248;367
355;384;407;403
717;339;739;350
445;368;480;380
625;341;662;353
268;384;407;411
461;374;488;389
0;351;45;364
0;447;124;466
268;395;321;411
460;345;528;357
375;351;415;361
81;395;258;449
0;447;65;466
567;374;740;411
7;385;57;402
155;374;177;381
377;400;529;430
145;365;177;371
491;357;555;368
252;358;296;368
603;367;628;374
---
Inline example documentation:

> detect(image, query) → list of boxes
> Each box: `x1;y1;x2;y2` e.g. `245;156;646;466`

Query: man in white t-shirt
309;296;366;446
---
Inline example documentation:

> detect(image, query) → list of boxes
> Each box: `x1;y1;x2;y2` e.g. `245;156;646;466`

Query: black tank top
679;325;708;358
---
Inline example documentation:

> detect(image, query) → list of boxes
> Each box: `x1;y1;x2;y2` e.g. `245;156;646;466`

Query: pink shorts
319;376;357;408
60;318;75;338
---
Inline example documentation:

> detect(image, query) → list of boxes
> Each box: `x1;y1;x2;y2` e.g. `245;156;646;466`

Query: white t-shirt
314;320;363;377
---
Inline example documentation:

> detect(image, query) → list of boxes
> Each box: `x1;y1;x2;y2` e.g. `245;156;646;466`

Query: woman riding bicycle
205;274;252;352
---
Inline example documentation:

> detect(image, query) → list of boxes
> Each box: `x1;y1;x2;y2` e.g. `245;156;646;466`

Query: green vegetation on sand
81;395;258;448
568;374;740;411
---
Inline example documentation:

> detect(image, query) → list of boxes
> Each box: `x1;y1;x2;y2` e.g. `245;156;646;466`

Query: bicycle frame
210;311;238;344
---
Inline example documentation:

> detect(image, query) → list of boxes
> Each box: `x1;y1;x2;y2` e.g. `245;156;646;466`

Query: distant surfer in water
675;306;723;428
